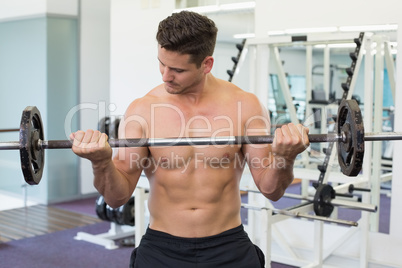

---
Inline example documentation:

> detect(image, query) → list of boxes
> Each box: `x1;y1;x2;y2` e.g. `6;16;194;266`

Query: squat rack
238;31;397;267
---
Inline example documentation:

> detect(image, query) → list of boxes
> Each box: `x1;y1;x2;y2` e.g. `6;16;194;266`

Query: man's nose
162;67;173;82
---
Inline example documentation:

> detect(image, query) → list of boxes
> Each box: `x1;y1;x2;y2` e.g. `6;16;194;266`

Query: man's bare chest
148;104;243;139
143;104;244;170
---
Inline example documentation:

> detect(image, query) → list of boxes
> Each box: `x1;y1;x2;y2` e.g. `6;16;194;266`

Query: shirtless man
71;11;309;268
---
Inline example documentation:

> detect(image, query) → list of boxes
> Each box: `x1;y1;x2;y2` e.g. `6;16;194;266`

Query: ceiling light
285;27;338;34
173;1;255;14
339;24;398;32
233;33;255;39
267;30;286;36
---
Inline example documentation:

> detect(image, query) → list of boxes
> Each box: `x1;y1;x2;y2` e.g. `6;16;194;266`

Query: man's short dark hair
156;11;218;67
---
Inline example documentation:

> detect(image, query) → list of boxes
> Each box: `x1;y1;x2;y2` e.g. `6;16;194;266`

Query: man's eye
175;69;184;73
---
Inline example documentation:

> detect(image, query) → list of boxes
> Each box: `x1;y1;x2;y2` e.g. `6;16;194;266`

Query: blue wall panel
0;16;79;203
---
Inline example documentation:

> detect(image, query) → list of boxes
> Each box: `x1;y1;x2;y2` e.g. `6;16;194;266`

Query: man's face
157;46;204;95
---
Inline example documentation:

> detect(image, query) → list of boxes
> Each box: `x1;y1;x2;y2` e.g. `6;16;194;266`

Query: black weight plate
113;205;124;225
314;184;335;217
114;197;135;226
98;116;111;136
19;106;45;185
105;204;117;223
121;197;135;226
337;99;365;176
109;118;121;139
95;195;108;221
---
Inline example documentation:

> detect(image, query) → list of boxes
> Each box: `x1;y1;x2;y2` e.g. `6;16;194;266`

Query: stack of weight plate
95;195;135;226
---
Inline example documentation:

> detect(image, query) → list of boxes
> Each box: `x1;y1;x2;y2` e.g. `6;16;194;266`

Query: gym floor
0;183;391;267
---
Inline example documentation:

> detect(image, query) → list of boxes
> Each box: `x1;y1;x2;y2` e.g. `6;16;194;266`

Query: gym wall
0;0;110;203
0;15;79;204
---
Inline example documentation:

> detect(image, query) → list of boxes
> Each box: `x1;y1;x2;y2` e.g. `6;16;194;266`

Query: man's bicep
241;98;273;182
113;106;150;177
243;143;273;172
242;94;271;136
113;147;148;177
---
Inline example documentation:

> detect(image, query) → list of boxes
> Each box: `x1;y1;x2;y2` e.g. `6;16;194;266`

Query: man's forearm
257;158;295;201
92;159;135;208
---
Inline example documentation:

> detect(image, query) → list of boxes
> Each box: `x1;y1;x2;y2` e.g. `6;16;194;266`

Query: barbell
0;128;19;133
0;99;401;186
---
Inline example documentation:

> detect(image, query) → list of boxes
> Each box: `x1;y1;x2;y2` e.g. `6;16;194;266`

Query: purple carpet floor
0;182;390;267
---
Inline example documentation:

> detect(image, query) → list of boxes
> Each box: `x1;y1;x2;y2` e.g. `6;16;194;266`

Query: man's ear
203;56;214;74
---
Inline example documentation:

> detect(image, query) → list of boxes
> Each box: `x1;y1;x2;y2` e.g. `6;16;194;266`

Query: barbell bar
0;133;336;150
241;203;358;227
0;131;400;150
0;128;19;133
241;187;377;213
1;99;402;186
241;184;376;218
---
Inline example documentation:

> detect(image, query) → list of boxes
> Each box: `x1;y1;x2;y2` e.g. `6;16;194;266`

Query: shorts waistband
144;224;244;244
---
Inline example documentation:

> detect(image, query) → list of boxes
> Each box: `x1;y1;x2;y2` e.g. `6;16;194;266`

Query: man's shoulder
125;86;165;116
216;79;252;97
222;82;260;104
221;83;266;116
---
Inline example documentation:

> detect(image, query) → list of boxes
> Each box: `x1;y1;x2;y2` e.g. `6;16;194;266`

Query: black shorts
129;225;265;268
